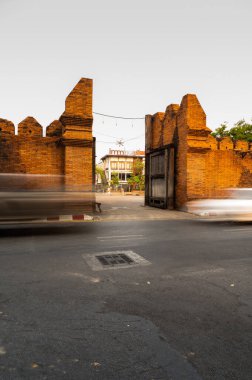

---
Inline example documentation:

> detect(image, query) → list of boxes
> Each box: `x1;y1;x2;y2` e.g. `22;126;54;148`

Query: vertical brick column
176;96;189;208
60;78;94;191
176;94;211;207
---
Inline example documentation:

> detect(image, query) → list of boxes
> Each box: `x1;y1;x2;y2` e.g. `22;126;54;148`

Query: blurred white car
186;188;252;218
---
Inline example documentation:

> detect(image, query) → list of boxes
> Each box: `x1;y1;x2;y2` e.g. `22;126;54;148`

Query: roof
101;149;145;161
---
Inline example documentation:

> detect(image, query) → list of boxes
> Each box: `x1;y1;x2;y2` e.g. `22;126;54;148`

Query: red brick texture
146;94;252;208
0;78;95;209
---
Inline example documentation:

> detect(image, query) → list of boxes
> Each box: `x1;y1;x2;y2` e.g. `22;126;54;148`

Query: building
100;149;145;190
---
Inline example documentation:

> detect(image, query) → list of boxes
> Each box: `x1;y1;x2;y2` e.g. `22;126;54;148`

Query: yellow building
100;149;145;190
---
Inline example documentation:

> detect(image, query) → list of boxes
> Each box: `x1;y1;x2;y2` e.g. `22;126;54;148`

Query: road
0;206;251;379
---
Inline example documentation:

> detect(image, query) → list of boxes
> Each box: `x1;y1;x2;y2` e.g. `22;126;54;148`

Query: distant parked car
186;188;252;218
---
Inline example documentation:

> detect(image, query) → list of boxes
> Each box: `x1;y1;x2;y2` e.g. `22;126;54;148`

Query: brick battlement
0;117;64;139
146;94;252;208
0;78;95;205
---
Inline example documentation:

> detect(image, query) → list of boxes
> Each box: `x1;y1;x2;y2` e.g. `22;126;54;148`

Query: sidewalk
95;194;197;221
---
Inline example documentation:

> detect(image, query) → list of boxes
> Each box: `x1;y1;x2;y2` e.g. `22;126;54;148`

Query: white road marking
97;235;144;239
223;228;252;232
182;267;225;277
0;346;6;355
66;272;101;283
99;237;145;242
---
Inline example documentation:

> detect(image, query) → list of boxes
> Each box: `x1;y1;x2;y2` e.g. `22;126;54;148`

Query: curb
43;214;96;222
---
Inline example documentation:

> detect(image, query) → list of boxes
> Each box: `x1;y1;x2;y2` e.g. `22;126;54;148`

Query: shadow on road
0;223;95;238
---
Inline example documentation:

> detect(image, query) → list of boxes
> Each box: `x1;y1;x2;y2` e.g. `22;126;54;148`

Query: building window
119;162;125;170
126;162;132;170
111;161;118;170
119;173;126;181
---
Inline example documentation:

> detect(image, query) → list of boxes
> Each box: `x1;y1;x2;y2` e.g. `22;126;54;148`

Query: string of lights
94;113;145;147
97;134;144;144
95;132;143;140
94;112;144;120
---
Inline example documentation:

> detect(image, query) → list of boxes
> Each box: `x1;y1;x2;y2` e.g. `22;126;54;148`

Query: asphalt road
0;218;251;380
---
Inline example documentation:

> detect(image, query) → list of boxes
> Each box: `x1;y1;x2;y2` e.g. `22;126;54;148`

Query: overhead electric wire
125;134;144;141
95;132;144;140
94;112;144;120
94;132;118;139
96;140;115;144
94;112;144;145
96;134;144;144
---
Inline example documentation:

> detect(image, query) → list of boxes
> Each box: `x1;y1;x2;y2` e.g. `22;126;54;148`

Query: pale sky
0;0;251;160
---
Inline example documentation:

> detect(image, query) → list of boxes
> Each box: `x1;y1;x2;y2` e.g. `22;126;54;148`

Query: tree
211;119;252;142
211;122;229;139
229;119;252;142
127;159;145;191
110;172;119;189
96;165;108;190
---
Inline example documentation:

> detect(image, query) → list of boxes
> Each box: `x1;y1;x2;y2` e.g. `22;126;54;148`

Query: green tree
211;122;229;138
127;159;145;191
110;172;119;189
229;119;252;142
96;165;108;190
211;119;252;142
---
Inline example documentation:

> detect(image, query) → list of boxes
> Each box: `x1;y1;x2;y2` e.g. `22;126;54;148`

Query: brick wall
146;94;252;208
0;78;95;208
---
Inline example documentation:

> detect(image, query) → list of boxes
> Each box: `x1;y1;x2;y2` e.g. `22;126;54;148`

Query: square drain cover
96;253;134;266
83;250;151;271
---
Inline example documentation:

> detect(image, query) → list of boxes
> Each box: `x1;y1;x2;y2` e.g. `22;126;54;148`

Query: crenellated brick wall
145;94;252;208
0;78;95;208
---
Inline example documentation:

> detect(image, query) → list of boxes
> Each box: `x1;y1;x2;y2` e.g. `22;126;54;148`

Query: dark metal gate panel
149;151;166;208
167;147;175;209
146;145;175;209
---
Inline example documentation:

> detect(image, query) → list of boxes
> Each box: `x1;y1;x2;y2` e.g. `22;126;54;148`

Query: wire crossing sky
0;0;251;159
93;112;144;119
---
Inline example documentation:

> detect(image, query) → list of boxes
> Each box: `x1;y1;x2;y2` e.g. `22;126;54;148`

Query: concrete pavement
96;194;197;221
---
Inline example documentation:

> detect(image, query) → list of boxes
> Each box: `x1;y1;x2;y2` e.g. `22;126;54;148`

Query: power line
96;140;115;144
95;132;118;139
94;112;144;120
125;134;144;142
96;133;144;144
95;132;144;140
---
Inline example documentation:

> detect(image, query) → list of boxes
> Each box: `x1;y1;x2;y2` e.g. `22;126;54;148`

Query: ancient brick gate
145;96;252;210
145;145;175;209
0;78;96;212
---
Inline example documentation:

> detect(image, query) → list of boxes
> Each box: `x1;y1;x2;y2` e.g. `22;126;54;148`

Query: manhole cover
96;253;134;266
83;250;151;271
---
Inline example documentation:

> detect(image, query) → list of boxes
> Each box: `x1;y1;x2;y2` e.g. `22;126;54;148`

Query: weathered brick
0;118;15;135
146;93;252;208
18;117;43;137
151;112;165;149
46;120;63;137
0;78;95;200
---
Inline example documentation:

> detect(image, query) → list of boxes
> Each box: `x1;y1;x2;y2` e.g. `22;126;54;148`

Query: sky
0;0;252;160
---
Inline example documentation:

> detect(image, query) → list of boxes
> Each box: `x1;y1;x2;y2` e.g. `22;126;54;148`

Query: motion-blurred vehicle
0;173;95;222
186;188;252;219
